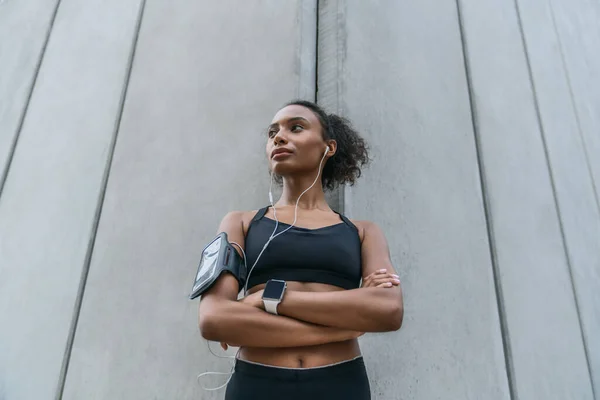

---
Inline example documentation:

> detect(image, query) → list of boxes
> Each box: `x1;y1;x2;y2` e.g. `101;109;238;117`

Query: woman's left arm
258;221;403;332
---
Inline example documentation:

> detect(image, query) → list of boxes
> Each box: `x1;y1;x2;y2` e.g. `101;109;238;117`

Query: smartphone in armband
189;232;246;300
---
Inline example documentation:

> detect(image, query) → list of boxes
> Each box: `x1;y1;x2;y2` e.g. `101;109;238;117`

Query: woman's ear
325;140;337;156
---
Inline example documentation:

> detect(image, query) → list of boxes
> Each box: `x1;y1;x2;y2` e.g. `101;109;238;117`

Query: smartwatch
262;279;287;315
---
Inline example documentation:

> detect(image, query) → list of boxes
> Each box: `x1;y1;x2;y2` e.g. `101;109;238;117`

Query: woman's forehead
271;105;319;125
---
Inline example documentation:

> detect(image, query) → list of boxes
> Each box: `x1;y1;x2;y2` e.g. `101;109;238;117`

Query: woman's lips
272;151;293;160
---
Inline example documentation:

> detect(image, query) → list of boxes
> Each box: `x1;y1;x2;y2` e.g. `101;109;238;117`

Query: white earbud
325;145;330;153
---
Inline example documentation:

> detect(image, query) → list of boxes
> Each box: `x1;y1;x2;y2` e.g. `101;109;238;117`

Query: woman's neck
276;176;329;210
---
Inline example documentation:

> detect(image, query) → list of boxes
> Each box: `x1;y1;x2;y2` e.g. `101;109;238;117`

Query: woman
198;100;404;400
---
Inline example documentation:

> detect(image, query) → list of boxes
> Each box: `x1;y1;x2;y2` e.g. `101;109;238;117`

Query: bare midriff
238;281;362;368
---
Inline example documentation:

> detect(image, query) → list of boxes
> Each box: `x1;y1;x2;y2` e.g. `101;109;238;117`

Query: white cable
243;147;328;296
230;242;247;276
206;341;235;359
243;171;279;295
197;242;246;390
197;348;241;391
198;147;329;392
270;147;329;241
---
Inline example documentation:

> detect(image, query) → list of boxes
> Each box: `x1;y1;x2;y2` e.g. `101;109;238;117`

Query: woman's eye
291;124;303;132
267;129;277;138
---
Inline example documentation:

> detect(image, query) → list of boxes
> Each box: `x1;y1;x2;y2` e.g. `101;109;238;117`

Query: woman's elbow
198;310;217;340
385;301;404;332
198;301;223;341
376;290;403;331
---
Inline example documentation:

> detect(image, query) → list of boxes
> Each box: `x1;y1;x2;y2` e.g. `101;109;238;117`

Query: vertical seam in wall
315;0;344;212
0;0;62;201
454;1;517;399
336;0;347;215
54;1;147;398
297;0;304;100
338;0;346;215
317;0;345;214
314;0;319;104
336;0;347;120
548;0;600;216
297;0;317;101
297;0;303;100
513;0;597;398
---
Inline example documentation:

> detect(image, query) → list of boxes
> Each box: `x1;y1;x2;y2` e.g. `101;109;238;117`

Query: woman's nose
273;132;288;145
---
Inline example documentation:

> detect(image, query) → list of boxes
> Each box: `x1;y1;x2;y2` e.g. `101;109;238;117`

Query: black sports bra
244;206;362;291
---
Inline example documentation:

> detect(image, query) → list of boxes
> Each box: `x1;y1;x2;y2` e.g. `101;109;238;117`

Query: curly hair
273;100;370;191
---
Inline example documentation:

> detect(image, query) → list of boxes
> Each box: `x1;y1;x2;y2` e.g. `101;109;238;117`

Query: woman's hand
361;269;400;288
240;289;265;309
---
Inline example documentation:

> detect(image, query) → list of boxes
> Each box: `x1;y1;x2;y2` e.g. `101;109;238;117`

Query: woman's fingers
362;270;400;288
363;269;391;284
364;269;383;280
369;269;388;278
372;276;400;286
365;271;400;287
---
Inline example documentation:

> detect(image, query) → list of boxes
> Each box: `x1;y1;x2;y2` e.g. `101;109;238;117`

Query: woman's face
266;105;331;177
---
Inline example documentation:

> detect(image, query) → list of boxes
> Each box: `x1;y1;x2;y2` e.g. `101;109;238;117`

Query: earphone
197;145;330;391
256;145;329;294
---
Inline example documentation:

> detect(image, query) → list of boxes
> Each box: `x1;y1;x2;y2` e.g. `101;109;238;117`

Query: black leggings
225;356;371;400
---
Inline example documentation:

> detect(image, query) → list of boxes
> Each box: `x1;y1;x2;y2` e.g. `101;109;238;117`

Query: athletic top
244;206;362;291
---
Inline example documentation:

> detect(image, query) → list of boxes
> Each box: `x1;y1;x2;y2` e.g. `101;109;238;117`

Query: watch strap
263;299;279;315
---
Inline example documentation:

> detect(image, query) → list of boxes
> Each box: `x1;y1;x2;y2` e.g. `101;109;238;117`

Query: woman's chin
271;163;296;176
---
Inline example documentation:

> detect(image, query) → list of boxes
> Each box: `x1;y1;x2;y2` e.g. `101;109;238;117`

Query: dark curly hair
273;100;370;191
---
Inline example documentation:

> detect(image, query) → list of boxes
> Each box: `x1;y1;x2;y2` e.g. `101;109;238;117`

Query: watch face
263;280;286;300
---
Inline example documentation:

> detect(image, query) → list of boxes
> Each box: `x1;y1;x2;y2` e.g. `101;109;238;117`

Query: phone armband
189;232;246;299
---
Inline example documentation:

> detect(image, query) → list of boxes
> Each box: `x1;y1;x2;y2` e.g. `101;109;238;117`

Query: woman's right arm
197;211;362;348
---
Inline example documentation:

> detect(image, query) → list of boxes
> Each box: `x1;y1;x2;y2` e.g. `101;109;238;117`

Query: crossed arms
198;211;404;348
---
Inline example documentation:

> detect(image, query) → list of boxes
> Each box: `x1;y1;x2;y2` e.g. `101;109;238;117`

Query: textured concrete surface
61;2;316;399
1;0;599;399
459;0;594;398
518;0;600;393
0;0;59;190
319;1;510;399
0;0;143;398
549;0;600;209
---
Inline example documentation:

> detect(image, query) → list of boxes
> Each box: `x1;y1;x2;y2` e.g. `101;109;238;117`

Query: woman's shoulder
221;207;266;221
348;219;369;243
221;208;266;235
348;219;384;244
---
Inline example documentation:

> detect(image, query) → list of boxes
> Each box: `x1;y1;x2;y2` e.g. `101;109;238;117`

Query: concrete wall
0;0;144;398
0;0;60;195
318;1;510;398
0;0;598;399
60;2;317;400
516;0;600;394
458;0;594;397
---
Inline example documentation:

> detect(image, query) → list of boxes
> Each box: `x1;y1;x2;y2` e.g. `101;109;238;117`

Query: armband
189;232;246;299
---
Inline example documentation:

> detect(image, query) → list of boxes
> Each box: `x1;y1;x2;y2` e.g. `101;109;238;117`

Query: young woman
198;100;403;400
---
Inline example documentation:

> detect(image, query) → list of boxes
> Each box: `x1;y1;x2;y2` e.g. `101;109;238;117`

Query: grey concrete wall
458;0;594;398
60;2;316;399
0;0;59;193
319;1;510;399
0;0;144;398
1;0;599;399
517;0;600;392
549;0;600;208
